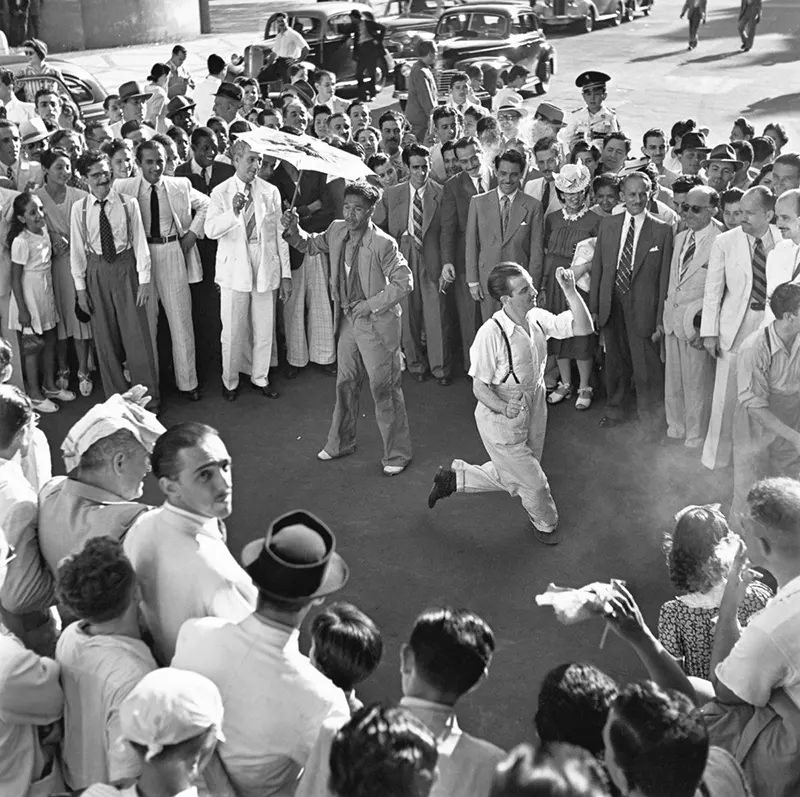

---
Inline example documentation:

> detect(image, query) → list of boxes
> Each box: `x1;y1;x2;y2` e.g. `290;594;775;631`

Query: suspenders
80;194;133;257
493;318;520;384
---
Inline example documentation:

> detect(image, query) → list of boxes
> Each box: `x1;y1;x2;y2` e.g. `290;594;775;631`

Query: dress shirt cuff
73;276;87;291
468;281;479;288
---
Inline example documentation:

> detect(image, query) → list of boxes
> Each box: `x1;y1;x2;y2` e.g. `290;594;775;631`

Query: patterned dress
658;581;772;679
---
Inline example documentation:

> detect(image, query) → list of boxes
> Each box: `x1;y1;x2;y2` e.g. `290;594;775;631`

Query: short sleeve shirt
272;28;309;59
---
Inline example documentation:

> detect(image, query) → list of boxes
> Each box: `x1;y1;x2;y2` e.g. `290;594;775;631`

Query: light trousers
453;385;558;531
665;334;714;447
323;312;412;468
146;241;198;391
284;253;335;367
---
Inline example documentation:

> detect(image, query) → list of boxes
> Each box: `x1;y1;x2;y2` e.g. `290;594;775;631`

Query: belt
147;235;179;244
750;301;765;311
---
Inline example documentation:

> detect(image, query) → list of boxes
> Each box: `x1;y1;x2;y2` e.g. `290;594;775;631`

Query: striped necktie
679;231;695;280
615;216;636;295
750;236;767;310
243;183;256;242
501;195;510;235
412;188;423;241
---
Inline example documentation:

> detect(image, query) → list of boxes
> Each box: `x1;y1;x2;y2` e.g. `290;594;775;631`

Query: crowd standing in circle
0;23;797;797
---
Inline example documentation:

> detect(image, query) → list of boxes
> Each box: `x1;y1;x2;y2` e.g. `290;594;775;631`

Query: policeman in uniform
560;71;621;151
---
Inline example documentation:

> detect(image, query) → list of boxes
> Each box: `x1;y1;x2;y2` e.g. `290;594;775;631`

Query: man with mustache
70;151;159;408
124;422;257;664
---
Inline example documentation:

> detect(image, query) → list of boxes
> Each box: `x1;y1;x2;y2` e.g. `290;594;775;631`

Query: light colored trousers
453;383;558;531
284;253;335;367
146;240;198;391
665;334;714;447
323;312;412;468
401;242;446;378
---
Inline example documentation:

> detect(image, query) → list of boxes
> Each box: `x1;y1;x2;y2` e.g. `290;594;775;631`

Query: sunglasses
24;50;35;56
680;203;710;214
497;113;521;122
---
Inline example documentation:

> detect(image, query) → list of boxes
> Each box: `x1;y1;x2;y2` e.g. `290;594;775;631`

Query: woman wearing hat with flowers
543;163;600;410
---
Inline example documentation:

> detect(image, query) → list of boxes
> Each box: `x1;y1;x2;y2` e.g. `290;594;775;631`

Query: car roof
440;3;531;12
285;2;373;14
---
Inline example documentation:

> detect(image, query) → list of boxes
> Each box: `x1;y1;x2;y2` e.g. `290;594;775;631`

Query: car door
506;11;540;69
286;14;324;66
322;11;357;79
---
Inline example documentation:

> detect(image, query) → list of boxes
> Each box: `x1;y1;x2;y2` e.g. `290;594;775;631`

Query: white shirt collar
626;209;647;224
164;502;223;537
492;307;526;337
497;187;518;204
409;181;426;199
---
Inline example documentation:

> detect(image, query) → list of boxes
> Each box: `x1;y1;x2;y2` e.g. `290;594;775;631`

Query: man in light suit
664;186;721;449
440;136;493;370
590;172;673;441
466;148;544;323
0;119;41;190
763;189;800;324
700;186;779;468
405;40;437;144
175;126;235;383
114;140;209;400
205;139;292;401
381;143;448;384
282;182;413;476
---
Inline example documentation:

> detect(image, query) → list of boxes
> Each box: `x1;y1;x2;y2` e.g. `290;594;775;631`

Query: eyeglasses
24;50;35;56
680;203;711;214
497;113;520;122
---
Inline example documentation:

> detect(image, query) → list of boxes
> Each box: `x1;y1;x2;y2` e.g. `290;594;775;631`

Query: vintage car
0;55;107;121
391;4;556;103
243;2;392;96
532;0;654;33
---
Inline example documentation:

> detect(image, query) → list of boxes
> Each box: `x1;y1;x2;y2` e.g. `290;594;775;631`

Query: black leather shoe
222;387;238;402
323;363;338;377
599;416;623;428
181;388;201;402
252;383;279;399
428;466;456;509
437;377;452;387
286;366;300;379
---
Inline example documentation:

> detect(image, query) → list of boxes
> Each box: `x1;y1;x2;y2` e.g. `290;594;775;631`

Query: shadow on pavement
739;91;800;116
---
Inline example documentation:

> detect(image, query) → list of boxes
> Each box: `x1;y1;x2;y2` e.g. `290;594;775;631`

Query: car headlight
401;63;412;77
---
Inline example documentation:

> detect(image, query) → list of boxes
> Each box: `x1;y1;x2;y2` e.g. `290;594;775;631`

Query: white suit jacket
663;223;721;340
700;223;780;351
763;239;800;324
113;175;209;283
204;175;290;293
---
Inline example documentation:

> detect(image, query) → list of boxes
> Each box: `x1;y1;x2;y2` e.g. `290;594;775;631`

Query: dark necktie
541;180;551;213
412;189;423;241
202;167;209;189
615;217;636;295
98;199;116;263
501;195;510;236
477;177;484;193
750;236;767;310
679;232;695;280
150;184;160;239
5;163;13;180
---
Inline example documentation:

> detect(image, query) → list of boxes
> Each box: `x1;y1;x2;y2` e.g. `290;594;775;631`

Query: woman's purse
20;327;45;357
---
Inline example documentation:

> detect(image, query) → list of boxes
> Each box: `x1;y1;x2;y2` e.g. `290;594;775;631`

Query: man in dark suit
405;40;437;144
590;172;673;441
738;0;762;51
381;143;448;385
174;125;234;382
465;148;544;322
440;135;494;369
343;9;387;102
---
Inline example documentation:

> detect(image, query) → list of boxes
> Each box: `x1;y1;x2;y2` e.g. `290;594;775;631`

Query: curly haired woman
657;503;772;679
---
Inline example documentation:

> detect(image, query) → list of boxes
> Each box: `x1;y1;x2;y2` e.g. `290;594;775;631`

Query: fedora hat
241;510;349;602
281;80;315;109
534;101;566;128
19;117;50;145
554;162;591;194
676;131;709;154
213;82;243;103
701;143;744;170
118;80;153;102
166;95;196;118
496;102;528;119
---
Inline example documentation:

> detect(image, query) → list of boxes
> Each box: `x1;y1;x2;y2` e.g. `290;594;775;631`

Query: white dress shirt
123;502;257;664
272;28;309;59
193;74;222;126
764;238;800;323
2;96;35;125
137;179;176;237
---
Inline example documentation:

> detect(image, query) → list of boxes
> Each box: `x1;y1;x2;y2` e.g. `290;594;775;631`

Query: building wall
41;0;201;52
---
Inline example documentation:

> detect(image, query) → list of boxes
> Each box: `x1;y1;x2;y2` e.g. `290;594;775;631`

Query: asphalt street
38;0;798;749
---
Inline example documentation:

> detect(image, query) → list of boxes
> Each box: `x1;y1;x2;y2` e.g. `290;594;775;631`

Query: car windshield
266;15;321;38
437;12;507;40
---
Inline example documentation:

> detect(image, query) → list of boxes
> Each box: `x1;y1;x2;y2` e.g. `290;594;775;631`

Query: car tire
611;2;623;25
579;9;595;32
623;1;635;21
534;59;551;95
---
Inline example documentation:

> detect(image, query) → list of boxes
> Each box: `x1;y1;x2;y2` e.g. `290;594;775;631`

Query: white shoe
575;386;594;411
31;397;59;413
78;372;93;397
317;450;333;461
44;388;76;402
547;382;572;405
123;368;131;383
383;464;407;476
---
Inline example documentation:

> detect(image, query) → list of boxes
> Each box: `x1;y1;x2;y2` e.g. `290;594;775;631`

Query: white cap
119;668;225;761
61;386;165;472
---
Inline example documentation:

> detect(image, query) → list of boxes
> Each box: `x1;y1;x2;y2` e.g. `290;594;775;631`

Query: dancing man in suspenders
427;262;594;544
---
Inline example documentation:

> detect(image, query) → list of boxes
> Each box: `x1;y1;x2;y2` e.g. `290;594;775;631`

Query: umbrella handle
289;169;303;209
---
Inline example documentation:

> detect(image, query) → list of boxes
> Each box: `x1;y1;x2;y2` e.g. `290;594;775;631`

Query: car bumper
539;15;582;25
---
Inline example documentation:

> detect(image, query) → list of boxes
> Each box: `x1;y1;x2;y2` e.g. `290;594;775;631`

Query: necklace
562;205;588;222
